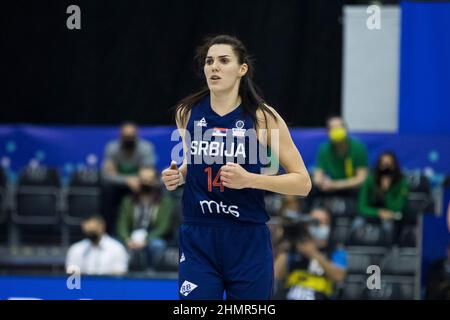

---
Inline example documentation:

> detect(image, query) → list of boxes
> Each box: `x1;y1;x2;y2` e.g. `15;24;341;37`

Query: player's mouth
210;75;221;81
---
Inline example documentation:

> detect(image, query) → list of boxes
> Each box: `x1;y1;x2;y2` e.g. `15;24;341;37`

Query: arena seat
380;247;418;276
363;275;415;300
13;166;60;224
347;220;387;246
155;247;179;272
11;166;62;245
59;168;102;245
341;275;366;299
331;216;352;245
312;195;358;218
346;246;388;274
63;168;101;224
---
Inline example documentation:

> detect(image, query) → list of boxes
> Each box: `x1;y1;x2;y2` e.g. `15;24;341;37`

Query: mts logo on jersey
199;200;240;218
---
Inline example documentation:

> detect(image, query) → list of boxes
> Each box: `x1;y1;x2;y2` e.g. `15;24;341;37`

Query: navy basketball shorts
178;222;274;300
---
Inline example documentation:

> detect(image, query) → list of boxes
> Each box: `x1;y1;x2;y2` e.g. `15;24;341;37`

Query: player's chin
208;83;229;93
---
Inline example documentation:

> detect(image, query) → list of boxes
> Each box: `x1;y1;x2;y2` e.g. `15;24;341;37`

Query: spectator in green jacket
313;117;369;194
116;166;175;270
351;151;409;245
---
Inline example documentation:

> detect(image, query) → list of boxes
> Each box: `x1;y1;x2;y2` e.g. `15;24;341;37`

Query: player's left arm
220;106;312;196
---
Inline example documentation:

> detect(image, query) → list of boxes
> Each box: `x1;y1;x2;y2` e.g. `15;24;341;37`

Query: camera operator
274;207;347;300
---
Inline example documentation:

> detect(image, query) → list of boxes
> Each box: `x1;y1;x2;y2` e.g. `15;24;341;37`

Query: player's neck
210;89;241;116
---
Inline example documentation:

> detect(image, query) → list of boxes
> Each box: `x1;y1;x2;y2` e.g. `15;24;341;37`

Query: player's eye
206;58;213;65
220;58;229;64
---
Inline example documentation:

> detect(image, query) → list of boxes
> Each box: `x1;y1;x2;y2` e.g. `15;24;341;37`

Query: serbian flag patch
212;127;228;137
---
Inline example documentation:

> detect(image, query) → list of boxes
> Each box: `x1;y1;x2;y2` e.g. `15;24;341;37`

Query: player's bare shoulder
256;103;282;130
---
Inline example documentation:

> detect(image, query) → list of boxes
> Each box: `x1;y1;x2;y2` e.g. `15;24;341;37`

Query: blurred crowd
16;118;443;299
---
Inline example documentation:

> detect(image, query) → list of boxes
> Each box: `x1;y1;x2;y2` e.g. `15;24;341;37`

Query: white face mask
308;225;330;241
283;209;299;219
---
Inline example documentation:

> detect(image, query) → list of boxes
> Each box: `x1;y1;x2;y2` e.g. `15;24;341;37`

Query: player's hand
162;161;181;191
219;162;252;189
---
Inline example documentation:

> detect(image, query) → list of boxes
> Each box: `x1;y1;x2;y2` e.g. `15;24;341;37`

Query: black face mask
85;232;101;244
379;167;395;176
140;184;156;194
121;137;137;151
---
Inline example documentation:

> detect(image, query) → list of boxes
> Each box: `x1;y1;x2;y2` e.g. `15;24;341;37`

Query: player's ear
239;63;248;78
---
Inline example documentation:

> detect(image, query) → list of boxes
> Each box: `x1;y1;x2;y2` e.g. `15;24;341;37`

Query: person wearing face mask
274;208;347;300
313;116;369;195
65;215;128;275
116;167;175;270
270;195;304;258
101;121;156;234
351;151;409;245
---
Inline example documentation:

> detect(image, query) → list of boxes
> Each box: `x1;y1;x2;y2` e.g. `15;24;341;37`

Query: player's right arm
162;108;190;190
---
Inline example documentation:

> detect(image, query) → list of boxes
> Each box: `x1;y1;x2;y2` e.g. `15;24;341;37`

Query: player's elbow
293;173;312;197
296;173;312;197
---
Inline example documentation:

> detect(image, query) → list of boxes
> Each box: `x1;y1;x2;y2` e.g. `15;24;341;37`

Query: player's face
204;44;247;94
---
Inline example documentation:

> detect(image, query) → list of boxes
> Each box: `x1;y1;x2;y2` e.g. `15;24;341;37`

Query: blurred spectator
116;167;175;270
279;195;303;221
274;207;347;300
313;116;368;195
101;122;156;233
350;151;409;245
270;195;303;257
65;215;128;275
425;241;450;299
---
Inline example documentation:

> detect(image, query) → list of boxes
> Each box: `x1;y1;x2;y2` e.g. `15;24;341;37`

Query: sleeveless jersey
181;95;269;225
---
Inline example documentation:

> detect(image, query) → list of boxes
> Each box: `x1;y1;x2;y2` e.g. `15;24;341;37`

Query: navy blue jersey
181;95;269;225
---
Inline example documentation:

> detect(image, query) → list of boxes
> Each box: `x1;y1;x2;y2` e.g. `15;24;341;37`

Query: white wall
342;5;400;132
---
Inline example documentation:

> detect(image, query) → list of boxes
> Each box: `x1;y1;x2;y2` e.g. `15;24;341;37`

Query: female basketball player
162;35;311;300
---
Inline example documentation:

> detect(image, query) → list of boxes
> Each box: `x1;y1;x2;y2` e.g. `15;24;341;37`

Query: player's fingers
220;165;232;172
164;180;180;186
220;171;230;178
162;169;179;176
164;173;180;181
221;180;230;188
166;184;177;191
166;180;179;188
220;176;230;183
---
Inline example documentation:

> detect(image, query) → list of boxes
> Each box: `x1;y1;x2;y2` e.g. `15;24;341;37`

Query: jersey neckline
207;95;242;119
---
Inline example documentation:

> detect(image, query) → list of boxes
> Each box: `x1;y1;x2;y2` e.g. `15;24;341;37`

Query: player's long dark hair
174;35;277;129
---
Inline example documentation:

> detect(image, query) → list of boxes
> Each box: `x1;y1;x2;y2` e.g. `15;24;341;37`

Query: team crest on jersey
196;117;207;127
232;120;246;137
180;280;198;296
212;127;227;137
